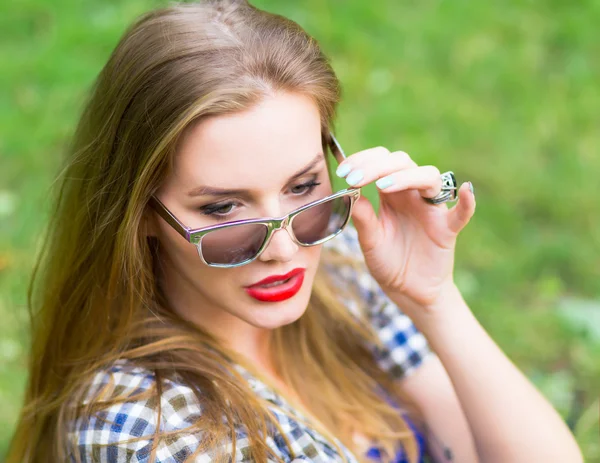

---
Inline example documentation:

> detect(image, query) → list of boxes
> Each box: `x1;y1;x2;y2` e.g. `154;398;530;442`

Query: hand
336;147;476;309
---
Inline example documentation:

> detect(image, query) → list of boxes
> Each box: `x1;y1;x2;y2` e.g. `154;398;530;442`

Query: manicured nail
346;170;364;186
468;182;475;196
376;175;394;190
336;164;352;178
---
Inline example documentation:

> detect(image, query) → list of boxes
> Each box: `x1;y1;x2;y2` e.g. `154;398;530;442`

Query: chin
248;292;311;330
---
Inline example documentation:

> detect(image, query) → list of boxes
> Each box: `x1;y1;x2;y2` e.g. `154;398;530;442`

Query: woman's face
153;91;332;340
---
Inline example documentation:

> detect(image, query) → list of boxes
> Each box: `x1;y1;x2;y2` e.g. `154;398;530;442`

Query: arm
396;355;479;462
333;143;581;461
392;284;583;463
324;226;478;462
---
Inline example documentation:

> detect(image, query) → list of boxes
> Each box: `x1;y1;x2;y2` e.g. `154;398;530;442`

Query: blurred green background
1;0;599;460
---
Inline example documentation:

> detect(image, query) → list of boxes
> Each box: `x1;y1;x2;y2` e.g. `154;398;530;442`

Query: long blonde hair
7;1;420;462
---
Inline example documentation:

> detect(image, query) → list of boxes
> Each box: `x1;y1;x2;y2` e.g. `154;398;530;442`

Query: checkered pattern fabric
70;225;433;462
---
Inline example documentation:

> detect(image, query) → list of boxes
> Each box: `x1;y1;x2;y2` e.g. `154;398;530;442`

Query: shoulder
70;361;308;462
70;360;204;462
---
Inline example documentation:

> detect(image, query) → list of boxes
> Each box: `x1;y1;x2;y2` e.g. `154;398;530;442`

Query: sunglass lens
201;223;268;265
292;196;351;245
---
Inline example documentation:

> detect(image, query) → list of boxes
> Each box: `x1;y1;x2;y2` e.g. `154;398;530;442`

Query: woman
7;1;582;462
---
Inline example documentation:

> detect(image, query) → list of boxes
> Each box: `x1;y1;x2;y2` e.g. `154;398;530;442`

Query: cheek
302;245;323;279
156;220;201;268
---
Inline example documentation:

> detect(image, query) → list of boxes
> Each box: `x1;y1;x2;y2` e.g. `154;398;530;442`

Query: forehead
171;92;324;193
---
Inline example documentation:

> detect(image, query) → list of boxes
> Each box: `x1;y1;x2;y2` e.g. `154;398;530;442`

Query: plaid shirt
70;225;434;462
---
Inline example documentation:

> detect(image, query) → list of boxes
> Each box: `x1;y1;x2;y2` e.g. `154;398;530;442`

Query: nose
257;224;299;263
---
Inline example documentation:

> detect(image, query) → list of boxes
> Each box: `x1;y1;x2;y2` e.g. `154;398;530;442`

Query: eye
291;180;321;195
199;202;238;218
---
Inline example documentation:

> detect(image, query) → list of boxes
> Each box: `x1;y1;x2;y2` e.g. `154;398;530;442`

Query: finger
371;165;443;198
447;182;476;233
336;146;390;172
335;148;417;187
339;146;419;170
349;196;381;251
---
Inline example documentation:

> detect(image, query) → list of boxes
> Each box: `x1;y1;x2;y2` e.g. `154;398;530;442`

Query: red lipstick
245;268;305;302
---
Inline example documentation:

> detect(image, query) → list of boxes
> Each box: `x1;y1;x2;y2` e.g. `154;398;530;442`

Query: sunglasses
149;133;361;268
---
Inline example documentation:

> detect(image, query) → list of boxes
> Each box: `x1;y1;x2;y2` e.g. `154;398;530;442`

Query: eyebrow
187;152;325;197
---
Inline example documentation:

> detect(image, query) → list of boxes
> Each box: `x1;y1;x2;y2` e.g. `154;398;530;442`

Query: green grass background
1;0;599;459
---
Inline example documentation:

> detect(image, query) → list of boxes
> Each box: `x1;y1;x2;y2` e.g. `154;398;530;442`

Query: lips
245;268;306;302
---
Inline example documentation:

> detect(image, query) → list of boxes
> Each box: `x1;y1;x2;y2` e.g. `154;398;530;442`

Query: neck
158;259;277;374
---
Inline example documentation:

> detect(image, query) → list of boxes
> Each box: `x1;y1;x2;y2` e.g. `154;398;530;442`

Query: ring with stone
423;171;458;205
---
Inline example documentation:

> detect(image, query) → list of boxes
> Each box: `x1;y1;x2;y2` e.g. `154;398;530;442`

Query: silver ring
423;171;458;205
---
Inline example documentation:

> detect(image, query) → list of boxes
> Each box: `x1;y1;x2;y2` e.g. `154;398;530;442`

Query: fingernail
346;170;364;186
376;175;394;190
335;164;352;178
468;182;475;196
